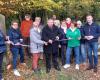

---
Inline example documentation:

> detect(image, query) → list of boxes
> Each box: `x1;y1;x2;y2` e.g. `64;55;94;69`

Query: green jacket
66;28;81;47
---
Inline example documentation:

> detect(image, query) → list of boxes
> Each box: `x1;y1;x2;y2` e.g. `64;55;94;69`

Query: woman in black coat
59;21;67;66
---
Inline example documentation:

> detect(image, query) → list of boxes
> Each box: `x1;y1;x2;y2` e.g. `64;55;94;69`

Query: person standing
66;18;72;29
83;15;100;73
59;21;67;66
8;20;25;76
64;22;81;70
77;20;87;69
0;30;6;80
42;19;61;73
30;21;47;72
20;14;33;58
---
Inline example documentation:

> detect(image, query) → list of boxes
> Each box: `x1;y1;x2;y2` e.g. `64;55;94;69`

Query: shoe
33;69;38;73
37;68;41;71
86;65;93;70
7;64;12;70
75;64;79;70
63;64;70;69
13;69;21;76
94;66;97;73
62;61;65;66
21;63;27;66
46;68;50;73
54;66;61;71
1;78;4;80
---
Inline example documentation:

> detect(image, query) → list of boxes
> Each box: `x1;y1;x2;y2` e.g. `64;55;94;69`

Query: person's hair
35;17;41;20
47;18;53;21
25;14;31;18
86;14;93;18
11;20;18;25
77;20;82;26
71;21;77;27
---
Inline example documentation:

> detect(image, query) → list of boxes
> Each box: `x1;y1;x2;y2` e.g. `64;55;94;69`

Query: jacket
30;27;44;53
0;30;6;53
83;22;100;43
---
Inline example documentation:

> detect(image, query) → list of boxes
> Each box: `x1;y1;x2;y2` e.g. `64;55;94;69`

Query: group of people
0;14;100;80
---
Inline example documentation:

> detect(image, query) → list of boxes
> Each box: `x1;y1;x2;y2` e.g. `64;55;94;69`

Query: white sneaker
75;64;79;70
13;69;21;76
63;64;70;69
1;78;4;80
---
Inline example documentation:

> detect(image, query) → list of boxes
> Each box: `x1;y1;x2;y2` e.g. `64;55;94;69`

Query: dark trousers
44;52;59;69
11;47;24;69
0;53;4;79
23;37;31;58
61;45;66;65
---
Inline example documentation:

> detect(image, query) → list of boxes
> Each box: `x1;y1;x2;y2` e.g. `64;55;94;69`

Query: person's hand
58;45;61;48
15;42;21;46
20;39;23;42
78;37;81;40
5;41;14;45
48;40;53;44
85;36;94;40
85;36;90;40
68;37;72;40
88;36;94;40
56;36;59;40
6;36;10;40
44;42;48;46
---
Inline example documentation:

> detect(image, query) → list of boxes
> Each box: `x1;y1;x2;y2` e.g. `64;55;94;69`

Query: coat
30;27;44;53
42;25;61;53
83;22;100;43
59;27;67;45
7;27;22;48
0;30;6;53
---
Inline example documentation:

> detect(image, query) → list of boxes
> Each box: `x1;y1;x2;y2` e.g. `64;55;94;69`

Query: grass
2;56;100;80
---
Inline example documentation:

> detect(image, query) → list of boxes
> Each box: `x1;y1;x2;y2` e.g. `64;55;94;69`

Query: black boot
46;68;51;73
94;66;97;73
33;68;39;73
86;65;93;70
54;66;61;71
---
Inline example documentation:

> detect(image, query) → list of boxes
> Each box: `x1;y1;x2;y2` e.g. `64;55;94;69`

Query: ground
3;57;100;80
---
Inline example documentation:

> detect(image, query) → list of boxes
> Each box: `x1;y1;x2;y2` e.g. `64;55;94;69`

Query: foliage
0;0;100;21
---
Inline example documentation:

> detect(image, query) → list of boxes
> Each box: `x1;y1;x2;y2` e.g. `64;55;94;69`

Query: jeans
80;44;87;64
66;46;80;64
86;42;98;67
11;47;24;69
0;53;4;79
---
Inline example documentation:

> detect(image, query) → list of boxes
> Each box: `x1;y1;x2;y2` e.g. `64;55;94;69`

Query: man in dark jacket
42;19;61;73
0;30;6;80
83;15;100;73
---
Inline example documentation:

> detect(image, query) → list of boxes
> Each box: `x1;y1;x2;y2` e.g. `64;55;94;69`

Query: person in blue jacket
77;20;87;70
7;20;25;76
83;15;100;73
0;30;6;80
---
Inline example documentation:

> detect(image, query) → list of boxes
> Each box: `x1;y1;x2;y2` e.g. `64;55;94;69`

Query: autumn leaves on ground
2;57;100;80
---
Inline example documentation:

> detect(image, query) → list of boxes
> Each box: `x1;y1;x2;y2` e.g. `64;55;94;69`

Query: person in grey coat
30;21;47;72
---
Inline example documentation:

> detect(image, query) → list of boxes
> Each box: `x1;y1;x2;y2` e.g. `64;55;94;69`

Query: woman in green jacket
63;22;81;70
